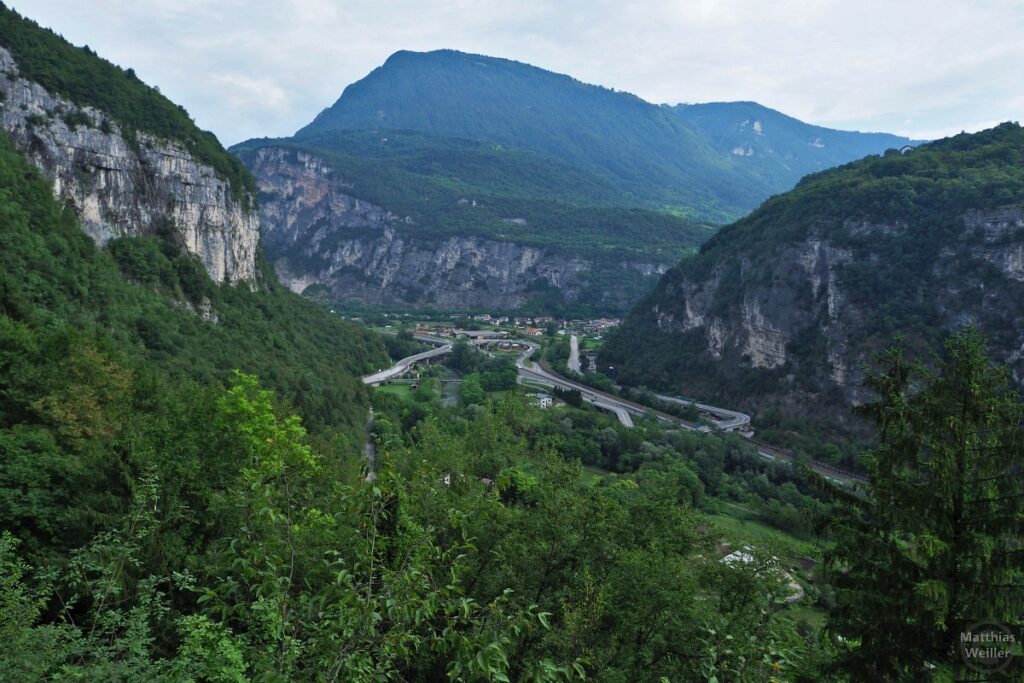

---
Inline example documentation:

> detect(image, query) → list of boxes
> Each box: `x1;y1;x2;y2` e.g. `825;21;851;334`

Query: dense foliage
827;330;1024;680
447;340;519;401
0;132;386;432
364;386;837;680
289;129;632;207
0;3;256;204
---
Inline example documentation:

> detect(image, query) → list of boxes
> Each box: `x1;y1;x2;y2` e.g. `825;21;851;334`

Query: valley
1;3;1022;681
231;50;916;316
364;326;865;485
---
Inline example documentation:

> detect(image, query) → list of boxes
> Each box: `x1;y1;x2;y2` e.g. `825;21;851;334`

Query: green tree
827;329;1024;680
460;373;486;406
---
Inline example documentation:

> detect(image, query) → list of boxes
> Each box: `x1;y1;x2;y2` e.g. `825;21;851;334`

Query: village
403;312;623;340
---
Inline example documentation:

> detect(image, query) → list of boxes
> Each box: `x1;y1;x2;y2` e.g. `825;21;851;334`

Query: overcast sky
13;0;1023;146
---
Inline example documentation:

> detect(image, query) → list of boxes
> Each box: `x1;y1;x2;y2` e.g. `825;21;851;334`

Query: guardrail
749;438;868;484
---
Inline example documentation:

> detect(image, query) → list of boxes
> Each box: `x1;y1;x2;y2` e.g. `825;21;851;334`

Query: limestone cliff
601;124;1024;431
243;147;665;311
0;47;259;284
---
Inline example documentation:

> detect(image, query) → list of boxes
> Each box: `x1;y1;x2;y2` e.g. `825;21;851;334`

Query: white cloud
212;73;289;111
10;0;1023;145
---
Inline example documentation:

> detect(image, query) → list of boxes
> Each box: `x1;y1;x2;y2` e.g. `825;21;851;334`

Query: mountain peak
293;50;917;222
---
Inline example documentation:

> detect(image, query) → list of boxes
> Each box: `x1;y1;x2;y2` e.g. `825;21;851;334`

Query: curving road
362;335;453;385
362;334;865;485
515;343;639;427
363;335;744;431
654;394;750;432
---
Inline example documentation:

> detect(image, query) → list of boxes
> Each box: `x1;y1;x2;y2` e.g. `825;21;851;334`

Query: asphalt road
362;339;452;385
361;335;866;485
515;344;636;427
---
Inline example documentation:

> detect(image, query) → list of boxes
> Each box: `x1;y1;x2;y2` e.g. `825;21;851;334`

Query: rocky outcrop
612;205;1024;420
646;230;862;395
244;147;657;310
0;47;259;284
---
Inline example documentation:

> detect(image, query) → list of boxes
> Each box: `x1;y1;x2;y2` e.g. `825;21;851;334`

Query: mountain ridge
295;48;918;221
236;49;918;314
600;122;1024;446
673;100;923;191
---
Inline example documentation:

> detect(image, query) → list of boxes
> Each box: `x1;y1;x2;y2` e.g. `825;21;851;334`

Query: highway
362;335;453;385
515;343;640;427
362;334;865;485
654;394;750;432
363;334;746;431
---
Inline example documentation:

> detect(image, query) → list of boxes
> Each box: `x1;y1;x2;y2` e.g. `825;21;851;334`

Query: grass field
376;383;414;400
707;501;831;631
705;502;819;557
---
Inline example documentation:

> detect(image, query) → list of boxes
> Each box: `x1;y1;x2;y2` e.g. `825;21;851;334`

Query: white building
533;393;553;409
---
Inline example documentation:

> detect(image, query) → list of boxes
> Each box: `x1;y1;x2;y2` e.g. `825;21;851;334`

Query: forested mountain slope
298;49;751;220
232;142;712;315
297;49;916;221
601;123;1024;436
675;101;920;195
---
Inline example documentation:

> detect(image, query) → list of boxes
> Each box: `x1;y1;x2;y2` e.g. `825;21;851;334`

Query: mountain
0;4;389;432
236;50;915;314
674;101;921;194
297;49;917;221
600;123;1024;442
0;4;260;283
297;49;752;221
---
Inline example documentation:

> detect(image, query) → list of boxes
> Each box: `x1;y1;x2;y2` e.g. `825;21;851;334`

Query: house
455;330;508;340
899;144;915;155
533;393;553;409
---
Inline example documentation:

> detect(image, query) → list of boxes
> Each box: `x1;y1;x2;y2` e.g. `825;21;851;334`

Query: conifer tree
827;329;1024;680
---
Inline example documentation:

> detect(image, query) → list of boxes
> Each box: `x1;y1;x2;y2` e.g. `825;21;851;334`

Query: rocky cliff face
0;47;259;284
649;233;854;374
244;147;660;311
602;125;1024;435
619;207;1024;413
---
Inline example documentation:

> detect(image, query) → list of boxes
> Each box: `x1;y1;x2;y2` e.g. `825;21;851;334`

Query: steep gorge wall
246;147;659;311
608;206;1024;419
0;47;259;284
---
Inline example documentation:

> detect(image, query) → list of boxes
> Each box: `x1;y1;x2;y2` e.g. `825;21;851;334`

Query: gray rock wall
0;47;259;284
247;147;652;311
